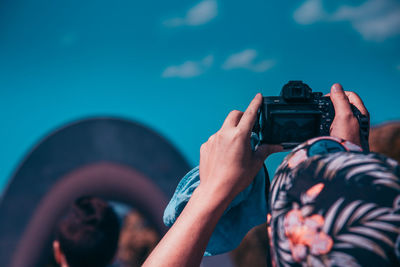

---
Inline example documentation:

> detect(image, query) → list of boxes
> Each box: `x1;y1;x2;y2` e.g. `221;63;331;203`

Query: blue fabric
163;134;268;256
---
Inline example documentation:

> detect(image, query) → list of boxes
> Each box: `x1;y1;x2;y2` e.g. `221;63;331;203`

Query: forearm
143;185;232;267
144;94;276;266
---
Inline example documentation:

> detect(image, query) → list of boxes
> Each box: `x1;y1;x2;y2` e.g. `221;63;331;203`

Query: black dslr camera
254;81;369;151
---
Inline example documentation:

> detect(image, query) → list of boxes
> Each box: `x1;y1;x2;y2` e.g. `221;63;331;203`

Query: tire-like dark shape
0;117;191;267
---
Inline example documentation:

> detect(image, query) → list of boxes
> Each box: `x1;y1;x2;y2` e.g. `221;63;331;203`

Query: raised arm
143;94;281;267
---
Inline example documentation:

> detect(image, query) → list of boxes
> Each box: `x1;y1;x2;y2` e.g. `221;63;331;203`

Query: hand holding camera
254;81;370;151
198;94;282;203
144;81;371;267
197;80;370;205
328;83;370;150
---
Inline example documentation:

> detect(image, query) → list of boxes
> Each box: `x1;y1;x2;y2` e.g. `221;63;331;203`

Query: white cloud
222;49;274;72
294;0;325;25
294;0;400;41
162;55;214;78
223;49;257;69
164;0;217;27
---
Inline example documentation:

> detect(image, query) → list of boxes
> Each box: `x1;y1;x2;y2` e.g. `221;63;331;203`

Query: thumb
330;83;352;117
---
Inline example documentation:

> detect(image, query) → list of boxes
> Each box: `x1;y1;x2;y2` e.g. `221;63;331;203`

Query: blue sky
0;0;399;192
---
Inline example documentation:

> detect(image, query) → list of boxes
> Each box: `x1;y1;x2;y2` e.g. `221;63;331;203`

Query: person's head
370;121;400;163
53;196;120;267
269;139;400;266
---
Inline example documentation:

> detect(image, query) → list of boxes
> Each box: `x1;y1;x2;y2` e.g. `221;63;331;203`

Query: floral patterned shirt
268;136;400;267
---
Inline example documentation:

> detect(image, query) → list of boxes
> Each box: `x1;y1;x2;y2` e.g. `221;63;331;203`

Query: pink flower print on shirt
283;209;333;262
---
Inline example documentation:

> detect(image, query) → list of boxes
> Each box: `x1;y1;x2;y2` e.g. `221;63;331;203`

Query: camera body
254;81;369;151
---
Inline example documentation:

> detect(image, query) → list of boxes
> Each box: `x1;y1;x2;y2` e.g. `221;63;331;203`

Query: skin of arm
143;94;281;267
142;183;232;267
143;83;369;267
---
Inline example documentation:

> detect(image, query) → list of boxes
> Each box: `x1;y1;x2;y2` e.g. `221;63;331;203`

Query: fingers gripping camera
253;81;370;151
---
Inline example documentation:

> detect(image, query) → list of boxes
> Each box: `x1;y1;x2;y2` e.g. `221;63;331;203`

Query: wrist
193;183;233;214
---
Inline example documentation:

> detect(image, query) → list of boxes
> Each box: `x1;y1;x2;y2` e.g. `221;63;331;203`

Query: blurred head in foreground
53;196;120;267
269;139;400;266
